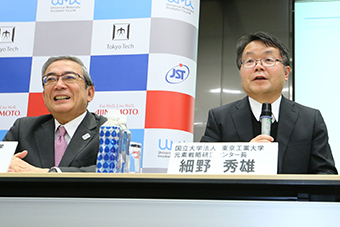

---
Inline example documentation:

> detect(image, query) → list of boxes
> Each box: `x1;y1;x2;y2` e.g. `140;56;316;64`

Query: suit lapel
59;112;98;166
231;97;254;141
277;96;299;172
34;117;55;167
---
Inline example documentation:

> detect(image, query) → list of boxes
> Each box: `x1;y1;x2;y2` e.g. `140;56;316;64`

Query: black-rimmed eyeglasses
241;57;286;69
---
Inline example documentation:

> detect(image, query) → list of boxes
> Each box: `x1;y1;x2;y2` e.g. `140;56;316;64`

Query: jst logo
0;27;15;43
159;139;186;150
167;0;194;10
51;0;80;5
112;24;130;41
165;63;190;84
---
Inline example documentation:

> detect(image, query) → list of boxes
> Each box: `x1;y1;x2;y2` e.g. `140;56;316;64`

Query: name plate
167;142;278;175
0;141;17;172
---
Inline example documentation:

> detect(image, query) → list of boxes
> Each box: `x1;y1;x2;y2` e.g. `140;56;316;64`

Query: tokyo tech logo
52;0;80;5
0;27;15;43
112;24;130;41
165;63;190;84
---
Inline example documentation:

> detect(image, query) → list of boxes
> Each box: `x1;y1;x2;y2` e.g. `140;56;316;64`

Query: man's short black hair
236;31;290;69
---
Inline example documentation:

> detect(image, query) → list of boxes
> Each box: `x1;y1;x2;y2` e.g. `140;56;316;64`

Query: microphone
260;103;272;136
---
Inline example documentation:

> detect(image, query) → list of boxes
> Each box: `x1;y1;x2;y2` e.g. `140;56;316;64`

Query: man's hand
8;150;49;173
250;134;274;143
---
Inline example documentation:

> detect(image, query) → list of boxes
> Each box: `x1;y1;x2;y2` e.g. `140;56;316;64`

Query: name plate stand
167;142;278;175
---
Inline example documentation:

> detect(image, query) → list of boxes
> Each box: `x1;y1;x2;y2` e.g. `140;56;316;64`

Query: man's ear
87;86;95;103
42;90;46;106
284;66;291;81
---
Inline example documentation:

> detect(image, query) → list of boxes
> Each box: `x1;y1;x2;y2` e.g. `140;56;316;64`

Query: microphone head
260;103;272;117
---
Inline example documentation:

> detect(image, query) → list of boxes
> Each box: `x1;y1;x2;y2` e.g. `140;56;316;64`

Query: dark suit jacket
3;111;107;172
201;96;337;174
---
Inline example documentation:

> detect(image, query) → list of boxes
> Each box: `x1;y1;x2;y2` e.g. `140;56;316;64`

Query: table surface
1;173;339;201
0;172;339;179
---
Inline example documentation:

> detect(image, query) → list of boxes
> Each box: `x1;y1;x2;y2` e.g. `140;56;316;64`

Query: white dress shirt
248;96;282;123
54;111;87;144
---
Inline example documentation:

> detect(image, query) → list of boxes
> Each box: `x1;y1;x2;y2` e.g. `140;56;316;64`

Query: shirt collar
248;96;281;123
54;111;87;138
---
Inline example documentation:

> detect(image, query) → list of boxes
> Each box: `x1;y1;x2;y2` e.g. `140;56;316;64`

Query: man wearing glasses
201;31;337;174
3;56;107;172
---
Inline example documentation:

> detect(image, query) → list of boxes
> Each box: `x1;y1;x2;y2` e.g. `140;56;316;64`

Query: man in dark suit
201;31;337;174
3;56;107;172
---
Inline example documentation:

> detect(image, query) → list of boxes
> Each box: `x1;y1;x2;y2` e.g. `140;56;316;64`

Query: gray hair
41;55;94;88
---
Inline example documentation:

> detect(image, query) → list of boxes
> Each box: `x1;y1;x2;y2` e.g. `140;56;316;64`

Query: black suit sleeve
3;117;36;156
309;110;337;174
3;118;20;151
201;109;221;142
